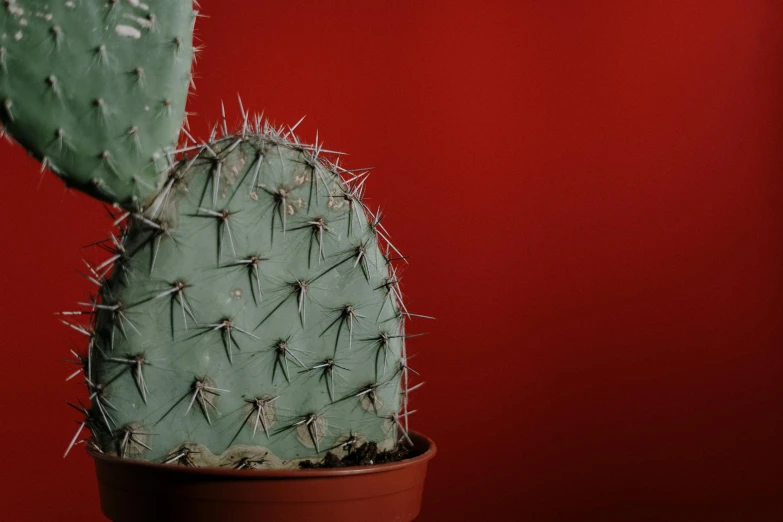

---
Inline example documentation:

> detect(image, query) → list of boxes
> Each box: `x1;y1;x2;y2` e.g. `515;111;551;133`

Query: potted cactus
0;1;435;521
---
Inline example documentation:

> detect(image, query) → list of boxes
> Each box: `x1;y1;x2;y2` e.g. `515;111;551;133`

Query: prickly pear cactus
67;120;422;467
3;1;424;469
0;0;195;205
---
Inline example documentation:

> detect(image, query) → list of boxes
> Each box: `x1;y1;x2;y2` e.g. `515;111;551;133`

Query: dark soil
298;441;414;469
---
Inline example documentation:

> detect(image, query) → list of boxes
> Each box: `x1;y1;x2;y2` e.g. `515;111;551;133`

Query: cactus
0;0;194;205
3;1;424;468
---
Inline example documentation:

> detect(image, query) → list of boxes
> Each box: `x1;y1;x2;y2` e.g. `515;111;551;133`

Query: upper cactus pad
0;0;195;205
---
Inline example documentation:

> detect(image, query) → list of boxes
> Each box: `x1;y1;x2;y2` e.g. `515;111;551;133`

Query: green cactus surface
0;1;424;470
66;120;421;468
0;0;195;205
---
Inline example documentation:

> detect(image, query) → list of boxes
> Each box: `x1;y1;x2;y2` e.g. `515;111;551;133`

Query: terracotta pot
89;431;436;522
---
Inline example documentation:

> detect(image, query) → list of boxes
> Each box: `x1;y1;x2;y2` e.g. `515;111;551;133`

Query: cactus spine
2;1;423;468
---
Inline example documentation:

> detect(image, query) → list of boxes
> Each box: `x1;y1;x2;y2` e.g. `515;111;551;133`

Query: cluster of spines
60;104;429;464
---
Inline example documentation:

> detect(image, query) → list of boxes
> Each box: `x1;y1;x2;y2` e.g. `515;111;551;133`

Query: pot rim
87;431;436;479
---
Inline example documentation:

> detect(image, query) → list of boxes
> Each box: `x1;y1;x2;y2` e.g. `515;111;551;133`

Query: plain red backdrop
1;1;782;520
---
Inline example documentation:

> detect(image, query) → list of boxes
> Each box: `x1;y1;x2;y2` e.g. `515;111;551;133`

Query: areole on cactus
1;0;427;470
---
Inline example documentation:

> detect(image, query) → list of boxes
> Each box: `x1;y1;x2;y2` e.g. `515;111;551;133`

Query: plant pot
89;431;436;522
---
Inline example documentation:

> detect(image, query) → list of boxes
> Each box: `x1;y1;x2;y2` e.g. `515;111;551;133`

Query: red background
1;1;782;520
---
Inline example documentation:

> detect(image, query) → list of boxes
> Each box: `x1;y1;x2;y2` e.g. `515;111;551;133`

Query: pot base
90;432;436;522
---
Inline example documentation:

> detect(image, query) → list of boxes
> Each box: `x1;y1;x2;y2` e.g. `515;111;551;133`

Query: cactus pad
68;121;421;467
0;0;195;205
